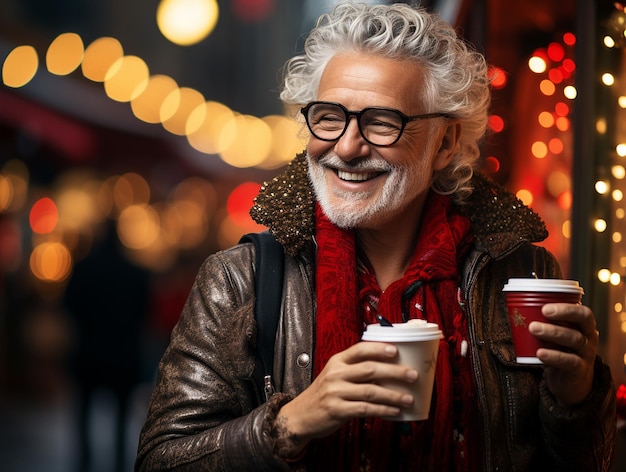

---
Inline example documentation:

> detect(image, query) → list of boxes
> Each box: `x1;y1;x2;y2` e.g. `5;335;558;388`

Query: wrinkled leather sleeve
135;243;295;471
539;357;616;471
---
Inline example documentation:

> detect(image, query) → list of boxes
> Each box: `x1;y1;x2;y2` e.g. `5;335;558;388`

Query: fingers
541;303;596;337
327;342;418;384
282;343;420;440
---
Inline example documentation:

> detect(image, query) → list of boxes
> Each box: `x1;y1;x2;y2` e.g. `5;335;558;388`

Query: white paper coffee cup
362;319;443;421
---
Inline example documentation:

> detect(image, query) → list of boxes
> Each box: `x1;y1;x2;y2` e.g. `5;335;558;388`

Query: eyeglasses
301;101;450;146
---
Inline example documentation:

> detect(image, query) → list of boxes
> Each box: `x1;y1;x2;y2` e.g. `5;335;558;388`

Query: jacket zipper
264;375;275;402
462;250;495;472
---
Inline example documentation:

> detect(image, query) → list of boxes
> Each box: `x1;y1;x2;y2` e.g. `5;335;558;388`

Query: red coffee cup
503;278;584;364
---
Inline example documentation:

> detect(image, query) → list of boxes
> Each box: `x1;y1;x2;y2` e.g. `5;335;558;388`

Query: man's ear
433;121;461;171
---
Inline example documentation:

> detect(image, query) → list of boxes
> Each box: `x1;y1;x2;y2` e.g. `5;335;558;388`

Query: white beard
307;152;421;229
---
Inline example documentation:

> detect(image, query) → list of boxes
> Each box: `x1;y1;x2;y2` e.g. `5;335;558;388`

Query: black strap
239;231;284;396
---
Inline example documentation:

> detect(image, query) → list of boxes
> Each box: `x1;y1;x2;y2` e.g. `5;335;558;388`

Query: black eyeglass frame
300;101;451;146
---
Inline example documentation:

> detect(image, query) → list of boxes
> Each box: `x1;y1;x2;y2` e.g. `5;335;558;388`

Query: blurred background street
1;1;625;470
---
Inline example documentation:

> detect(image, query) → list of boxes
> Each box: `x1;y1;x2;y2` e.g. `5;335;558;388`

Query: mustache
310;152;394;173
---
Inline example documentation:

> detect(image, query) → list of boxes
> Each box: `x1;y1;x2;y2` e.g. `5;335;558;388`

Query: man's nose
334;117;370;160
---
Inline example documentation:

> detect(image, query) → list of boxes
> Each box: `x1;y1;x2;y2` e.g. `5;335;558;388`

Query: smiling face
307;52;455;230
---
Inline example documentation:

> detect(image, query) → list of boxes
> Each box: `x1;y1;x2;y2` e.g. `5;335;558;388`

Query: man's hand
529;303;598;406
272;341;417;459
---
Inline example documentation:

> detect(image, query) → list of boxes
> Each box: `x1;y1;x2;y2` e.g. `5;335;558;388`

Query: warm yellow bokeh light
528;56;547;74
30;242;72;282
171;200;209;248
531;141;548;158
538;111;554;128
602;73;615;86
131;75;179;124
563;85;577;99
162;87;205;135
539;79;556;96
612;165;626;179
104;55;150;102
598;268;611;283
595;180;609;194
0;175;14;211
617;143;626;157
46;32;84;75
2;160;29;212
594;218;607;232
260;115;306;169
186;101;237;153
610;272;622;286
561;220;571;239
220;115;272;168
555;116;569;132
118;204;160;250
82;37;124;82
112;172;151;212
516;189;533;206
2;45;39;88
547;171;570;198
157;0;219;46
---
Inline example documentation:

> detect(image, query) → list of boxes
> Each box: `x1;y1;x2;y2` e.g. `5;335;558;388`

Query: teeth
337;170;375;181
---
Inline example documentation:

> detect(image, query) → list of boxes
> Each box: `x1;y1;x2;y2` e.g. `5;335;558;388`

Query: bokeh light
30;241;72;282
157;0;219;46
528;55;547;74
81;37;124;82
46;32;84;76
30;197;59;234
104;55;150;102
489;66;507;89
227;182;261;227
2;45;39;88
161;87;204;135
231;0;276;22
131;75;179;124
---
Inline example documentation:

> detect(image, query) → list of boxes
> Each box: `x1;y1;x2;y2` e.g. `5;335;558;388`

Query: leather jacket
136;154;616;471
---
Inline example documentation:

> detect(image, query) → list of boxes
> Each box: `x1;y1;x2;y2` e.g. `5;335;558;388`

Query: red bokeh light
483;156;501;173
227;182;262;227
557;190;572;210
562;58;576;73
488;115;505;133
562;32;576;46
548;68;564;84
29;197;58;234
489;66;508;89
547;42;565;62
231;0;276;23
555;102;569;117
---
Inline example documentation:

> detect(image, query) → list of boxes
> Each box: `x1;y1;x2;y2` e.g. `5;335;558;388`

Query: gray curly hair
280;2;491;202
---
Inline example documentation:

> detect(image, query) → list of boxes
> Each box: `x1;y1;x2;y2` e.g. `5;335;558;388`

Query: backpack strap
239;231;285;402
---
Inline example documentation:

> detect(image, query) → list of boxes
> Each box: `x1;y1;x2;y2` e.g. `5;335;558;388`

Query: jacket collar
250;152;547;259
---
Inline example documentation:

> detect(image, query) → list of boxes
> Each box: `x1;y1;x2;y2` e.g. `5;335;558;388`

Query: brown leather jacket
136;154;616;471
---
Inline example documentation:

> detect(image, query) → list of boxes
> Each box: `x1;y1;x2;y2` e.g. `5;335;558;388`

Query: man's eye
369;120;398;129
317;114;343;123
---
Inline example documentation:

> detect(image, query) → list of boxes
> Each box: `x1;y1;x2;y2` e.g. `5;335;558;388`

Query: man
136;4;616;471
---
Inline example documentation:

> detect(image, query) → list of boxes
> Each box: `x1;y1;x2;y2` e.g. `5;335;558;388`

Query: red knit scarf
311;192;481;471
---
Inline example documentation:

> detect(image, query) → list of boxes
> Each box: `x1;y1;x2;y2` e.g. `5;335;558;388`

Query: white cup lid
362;319;444;342
502;278;584;294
